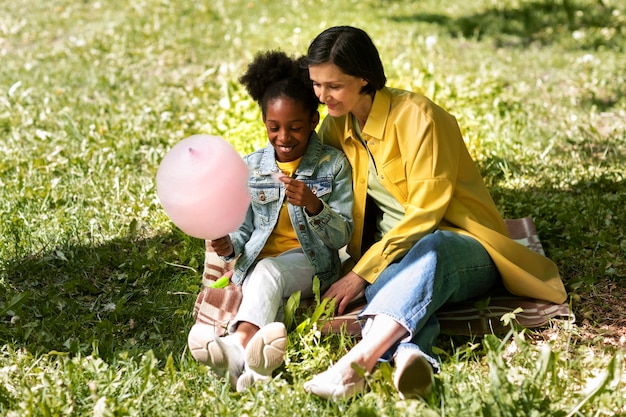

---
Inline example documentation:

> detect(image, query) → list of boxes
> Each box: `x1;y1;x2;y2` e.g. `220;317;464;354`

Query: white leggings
228;248;314;333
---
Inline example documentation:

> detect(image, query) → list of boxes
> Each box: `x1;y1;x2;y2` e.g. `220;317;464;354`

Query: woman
302;26;567;400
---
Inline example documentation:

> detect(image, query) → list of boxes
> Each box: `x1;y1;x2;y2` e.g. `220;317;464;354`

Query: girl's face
309;62;369;118
264;97;319;162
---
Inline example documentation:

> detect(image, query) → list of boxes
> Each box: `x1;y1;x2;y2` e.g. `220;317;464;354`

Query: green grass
1;0;625;415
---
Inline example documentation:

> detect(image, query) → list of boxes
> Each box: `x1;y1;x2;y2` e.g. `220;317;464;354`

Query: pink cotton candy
270;172;287;182
156;135;250;240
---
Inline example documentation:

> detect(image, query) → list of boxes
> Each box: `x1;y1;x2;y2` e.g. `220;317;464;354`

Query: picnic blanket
193;217;574;337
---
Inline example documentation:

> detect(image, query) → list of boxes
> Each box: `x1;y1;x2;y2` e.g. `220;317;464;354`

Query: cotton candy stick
208;275;230;288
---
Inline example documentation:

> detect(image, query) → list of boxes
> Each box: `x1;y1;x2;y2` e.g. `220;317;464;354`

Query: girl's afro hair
239;50;318;116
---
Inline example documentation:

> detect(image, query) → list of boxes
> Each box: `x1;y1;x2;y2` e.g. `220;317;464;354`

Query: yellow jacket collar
344;87;391;142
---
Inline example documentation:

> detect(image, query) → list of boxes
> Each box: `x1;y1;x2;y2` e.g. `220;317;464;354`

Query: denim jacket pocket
249;184;281;205
249;184;281;228
303;177;332;200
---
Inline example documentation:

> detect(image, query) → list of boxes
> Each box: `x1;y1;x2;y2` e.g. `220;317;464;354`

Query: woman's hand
209;235;234;258
280;176;323;215
322;271;367;315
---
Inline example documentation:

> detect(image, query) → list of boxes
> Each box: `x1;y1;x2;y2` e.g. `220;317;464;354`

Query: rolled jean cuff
359;313;440;373
358;311;416;345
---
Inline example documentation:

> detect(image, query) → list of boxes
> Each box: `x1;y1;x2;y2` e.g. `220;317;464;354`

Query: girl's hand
322;271;367;315
280;176;323;215
209;235;234;258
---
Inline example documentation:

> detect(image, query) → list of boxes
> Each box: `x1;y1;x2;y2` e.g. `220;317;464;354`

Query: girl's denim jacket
225;132;354;291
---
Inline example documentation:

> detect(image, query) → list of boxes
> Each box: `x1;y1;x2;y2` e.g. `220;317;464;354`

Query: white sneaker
236;368;271;393
303;368;366;400
188;323;244;388
245;322;287;376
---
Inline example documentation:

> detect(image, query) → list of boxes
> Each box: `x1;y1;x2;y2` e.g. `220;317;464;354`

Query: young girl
188;50;354;392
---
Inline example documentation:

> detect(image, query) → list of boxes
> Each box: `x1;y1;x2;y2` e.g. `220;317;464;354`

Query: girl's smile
264;97;319;162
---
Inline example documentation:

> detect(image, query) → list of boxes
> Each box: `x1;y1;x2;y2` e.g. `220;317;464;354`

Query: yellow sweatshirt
318;87;567;304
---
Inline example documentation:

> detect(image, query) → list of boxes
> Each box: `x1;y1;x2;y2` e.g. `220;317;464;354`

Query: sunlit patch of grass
1;0;625;415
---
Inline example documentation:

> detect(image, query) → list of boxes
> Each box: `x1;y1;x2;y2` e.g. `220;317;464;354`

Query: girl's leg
234;249;315;390
189;249;314;390
230;248;314;346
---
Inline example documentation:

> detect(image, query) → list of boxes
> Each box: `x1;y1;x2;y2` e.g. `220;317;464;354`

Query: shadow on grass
2;173;624;364
1;230;204;363
391;0;625;49
477;157;626;297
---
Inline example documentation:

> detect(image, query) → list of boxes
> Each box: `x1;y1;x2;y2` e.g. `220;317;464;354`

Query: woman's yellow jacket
318;87;567;304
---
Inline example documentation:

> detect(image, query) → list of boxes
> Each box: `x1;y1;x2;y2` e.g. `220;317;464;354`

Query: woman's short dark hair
305;26;386;95
239;50;319;118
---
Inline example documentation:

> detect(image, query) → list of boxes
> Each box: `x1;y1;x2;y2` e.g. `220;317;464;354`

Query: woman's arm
353;99;462;283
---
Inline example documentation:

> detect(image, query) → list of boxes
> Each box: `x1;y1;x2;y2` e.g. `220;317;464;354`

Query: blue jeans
359;230;500;372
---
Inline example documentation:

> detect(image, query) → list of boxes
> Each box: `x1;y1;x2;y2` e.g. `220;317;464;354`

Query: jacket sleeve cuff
353;255;390;284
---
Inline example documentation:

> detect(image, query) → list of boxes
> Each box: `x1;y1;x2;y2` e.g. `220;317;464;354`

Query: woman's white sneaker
392;349;433;400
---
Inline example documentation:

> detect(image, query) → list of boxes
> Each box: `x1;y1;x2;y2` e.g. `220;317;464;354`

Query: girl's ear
311;111;320;130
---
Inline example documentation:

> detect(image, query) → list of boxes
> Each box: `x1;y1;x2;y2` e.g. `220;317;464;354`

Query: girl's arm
305;154;354;249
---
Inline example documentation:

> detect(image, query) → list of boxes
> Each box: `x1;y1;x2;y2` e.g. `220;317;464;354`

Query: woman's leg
303;314;407;399
362;230;499;366
305;231;500;399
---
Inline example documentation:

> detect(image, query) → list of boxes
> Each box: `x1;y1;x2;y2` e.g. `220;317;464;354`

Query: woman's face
309;62;368;118
264;97;319;162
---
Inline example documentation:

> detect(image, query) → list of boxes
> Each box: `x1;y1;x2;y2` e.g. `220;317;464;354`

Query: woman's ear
359;78;370;95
